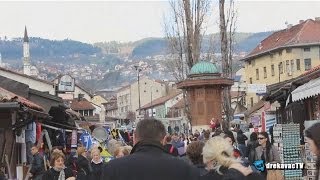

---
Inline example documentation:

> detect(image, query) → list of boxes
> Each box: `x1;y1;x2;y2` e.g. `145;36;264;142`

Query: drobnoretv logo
253;160;305;172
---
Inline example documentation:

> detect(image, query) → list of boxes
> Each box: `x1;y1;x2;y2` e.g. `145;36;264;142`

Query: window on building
296;59;301;70
271;64;275;76
304;58;312;71
248;61;251;65
290;60;294;74
270;53;274;58
89;110;93;116
286;48;292;53
249;78;252;84
286;60;290;73
252;60;255;66
250;97;254;108
304;47;311;52
279;51;282;56
256;69;259;80
263;67;267;78
279;62;283;74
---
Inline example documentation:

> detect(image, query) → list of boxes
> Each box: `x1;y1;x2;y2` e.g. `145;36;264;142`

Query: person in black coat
30;145;45;180
237;130;248;157
76;147;91;180
89;148;104;180
246;132;259;164
42;152;75;180
101;118;199;180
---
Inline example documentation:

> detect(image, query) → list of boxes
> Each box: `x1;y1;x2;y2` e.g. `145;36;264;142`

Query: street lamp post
134;65;142;115
151;85;153;117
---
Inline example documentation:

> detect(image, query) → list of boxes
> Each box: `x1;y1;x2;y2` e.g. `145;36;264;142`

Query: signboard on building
57;74;75;92
247;84;267;93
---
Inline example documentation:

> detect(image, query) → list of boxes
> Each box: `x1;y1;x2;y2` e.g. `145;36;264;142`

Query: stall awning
292;78;320;102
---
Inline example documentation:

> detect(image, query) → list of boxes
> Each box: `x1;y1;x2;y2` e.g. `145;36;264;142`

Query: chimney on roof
299;20;304;24
315;17;320;22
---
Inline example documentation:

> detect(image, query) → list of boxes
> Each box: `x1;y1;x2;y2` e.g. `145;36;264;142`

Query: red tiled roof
70;99;95;110
141;91;182;109
243;19;320;60
302;64;320;76
0;87;44;111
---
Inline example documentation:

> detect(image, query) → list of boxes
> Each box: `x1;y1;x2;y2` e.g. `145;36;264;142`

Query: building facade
243;18;320;108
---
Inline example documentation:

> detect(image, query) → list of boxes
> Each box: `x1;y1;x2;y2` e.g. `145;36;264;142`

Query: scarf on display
53;167;65;180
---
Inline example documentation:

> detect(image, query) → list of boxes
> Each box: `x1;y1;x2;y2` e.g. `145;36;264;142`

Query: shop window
290;60;294;74
304;58;312;71
271;64;275;76
296;59;300;70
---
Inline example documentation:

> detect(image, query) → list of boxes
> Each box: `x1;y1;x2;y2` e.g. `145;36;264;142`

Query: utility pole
134;65;142;115
151;85;153;117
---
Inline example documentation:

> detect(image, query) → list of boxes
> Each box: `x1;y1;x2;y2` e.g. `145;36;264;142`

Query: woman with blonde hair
89;148;104;180
114;146;132;158
201;136;263;180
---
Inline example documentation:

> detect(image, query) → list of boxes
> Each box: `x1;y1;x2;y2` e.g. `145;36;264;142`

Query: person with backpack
163;135;179;157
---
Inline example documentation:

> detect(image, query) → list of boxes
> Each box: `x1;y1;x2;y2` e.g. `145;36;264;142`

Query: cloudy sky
0;0;319;43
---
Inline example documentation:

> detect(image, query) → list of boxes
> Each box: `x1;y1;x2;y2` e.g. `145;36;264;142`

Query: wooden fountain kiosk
176;60;233;132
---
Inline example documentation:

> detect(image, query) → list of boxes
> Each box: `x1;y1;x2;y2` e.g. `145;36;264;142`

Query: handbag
266;170;284;180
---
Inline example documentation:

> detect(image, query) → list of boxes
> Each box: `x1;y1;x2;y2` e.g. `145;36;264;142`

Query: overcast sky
0;0;319;43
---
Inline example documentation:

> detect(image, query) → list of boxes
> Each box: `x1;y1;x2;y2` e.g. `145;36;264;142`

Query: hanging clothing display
36;122;42;142
79;131;92;150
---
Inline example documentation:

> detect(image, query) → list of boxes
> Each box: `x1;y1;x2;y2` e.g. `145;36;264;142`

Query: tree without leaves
164;0;211;132
219;0;237;131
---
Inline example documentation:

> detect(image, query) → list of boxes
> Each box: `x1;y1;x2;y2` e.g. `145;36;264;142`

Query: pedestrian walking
101;118;199;180
42;151;75;180
306;123;320;180
29;145;45;180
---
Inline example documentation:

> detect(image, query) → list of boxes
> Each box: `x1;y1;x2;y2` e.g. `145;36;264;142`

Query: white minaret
23;26;31;75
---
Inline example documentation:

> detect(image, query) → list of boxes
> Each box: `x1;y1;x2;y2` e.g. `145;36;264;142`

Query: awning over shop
292;77;320;102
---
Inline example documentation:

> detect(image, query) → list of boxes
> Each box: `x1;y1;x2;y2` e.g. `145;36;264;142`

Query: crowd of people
22;119;320;180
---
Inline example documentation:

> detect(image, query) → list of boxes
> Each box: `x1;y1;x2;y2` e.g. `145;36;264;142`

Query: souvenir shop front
0;87;49;179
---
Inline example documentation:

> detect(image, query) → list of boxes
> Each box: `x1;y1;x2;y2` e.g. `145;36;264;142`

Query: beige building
117;85;131;118
116;77;170;118
242;18;320;108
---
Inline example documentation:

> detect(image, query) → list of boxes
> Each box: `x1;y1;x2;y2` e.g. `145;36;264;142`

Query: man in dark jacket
101;118;199;180
29;145;45;180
